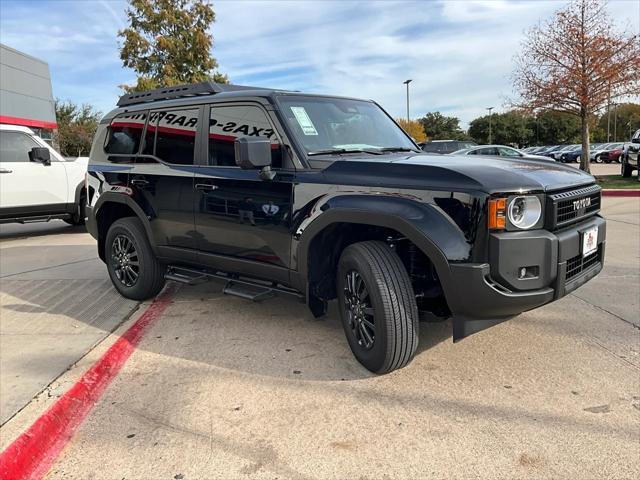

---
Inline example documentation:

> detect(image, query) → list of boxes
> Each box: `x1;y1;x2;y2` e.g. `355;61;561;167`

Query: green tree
595;103;640;142
54;100;101;157
530;111;583;145
419;112;466;140
468;111;533;146
119;0;227;92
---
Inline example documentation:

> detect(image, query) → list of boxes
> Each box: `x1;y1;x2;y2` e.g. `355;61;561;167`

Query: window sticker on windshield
290;107;318;136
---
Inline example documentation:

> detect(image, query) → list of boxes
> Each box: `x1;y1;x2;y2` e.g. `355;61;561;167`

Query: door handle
131;178;149;186
0;168;12;174
195;183;217;191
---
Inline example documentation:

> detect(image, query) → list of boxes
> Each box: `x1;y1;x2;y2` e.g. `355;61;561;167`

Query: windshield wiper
376;147;421;153
307;148;384;156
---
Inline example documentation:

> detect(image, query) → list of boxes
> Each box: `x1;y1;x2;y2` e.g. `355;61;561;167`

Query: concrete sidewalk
0;221;137;425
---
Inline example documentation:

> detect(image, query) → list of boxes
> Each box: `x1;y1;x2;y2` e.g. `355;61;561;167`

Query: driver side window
208;105;281;167
0;131;40;163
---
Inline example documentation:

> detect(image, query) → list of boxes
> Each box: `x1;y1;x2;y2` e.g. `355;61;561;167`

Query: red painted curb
602;189;640;197
0;285;177;480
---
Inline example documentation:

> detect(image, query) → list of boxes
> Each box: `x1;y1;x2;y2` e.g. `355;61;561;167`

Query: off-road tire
105;217;166;300
621;156;633;177
337;241;419;373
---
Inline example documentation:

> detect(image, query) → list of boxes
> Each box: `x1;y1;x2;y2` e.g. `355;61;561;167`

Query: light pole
403;79;412;123
613;103;618;142
486;107;494;144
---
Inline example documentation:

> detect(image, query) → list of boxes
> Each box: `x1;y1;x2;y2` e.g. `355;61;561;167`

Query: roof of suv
106;81;372;120
0;124;35;134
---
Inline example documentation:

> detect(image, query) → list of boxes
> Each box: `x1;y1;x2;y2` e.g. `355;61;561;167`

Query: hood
317;152;595;194
396;153;595;192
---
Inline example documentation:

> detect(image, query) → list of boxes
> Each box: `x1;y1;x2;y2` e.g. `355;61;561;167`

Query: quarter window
147;108;198;165
0;131;40;162
208;105;281;167
104;113;146;160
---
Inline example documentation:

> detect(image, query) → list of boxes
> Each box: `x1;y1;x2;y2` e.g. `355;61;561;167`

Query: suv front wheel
105;217;166;300
337;241;419;373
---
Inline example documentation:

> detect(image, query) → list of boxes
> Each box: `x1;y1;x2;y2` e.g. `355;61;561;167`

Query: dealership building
0;43;57;142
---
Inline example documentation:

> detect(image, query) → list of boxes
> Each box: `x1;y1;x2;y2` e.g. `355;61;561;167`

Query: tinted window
104;113;146;160
477;147;499;156
150;108;198;165
209;105;281;167
423;142;449;153
0;131;40;162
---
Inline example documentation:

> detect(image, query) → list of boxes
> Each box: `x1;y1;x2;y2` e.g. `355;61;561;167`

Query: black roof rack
116;81;271;107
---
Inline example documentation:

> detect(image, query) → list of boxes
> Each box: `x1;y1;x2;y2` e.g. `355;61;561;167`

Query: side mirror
29;147;51;165
234;137;275;180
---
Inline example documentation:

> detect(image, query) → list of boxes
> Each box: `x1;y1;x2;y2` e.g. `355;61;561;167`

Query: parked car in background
530;146;550;154
451;145;555;162
548;144;579;161
601;143;625;163
586;143;609;163
559;145;583;163
538;145;562;158
621;130;639;177
0;124;90;225
421;140;477;154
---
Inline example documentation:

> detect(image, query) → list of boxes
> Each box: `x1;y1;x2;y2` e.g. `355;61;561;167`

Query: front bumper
446;215;606;339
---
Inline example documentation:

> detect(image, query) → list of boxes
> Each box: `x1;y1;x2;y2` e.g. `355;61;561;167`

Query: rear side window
0;131;40;162
104;113;146;162
145;108;198;165
208;104;281;167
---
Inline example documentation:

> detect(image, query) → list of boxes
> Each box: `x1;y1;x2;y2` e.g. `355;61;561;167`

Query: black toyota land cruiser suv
86;82;605;373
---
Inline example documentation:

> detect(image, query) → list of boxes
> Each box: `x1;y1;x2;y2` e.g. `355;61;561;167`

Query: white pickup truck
0;124;89;225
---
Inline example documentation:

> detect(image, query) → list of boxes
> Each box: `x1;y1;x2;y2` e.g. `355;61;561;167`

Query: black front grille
565;245;602;281
547;184;601;229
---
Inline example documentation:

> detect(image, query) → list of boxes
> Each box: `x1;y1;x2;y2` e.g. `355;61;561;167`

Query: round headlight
508;196;541;229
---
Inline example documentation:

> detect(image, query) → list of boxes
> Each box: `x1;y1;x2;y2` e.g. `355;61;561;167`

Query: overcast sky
1;0;638;126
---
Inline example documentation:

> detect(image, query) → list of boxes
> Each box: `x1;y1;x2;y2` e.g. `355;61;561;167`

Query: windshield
276;96;417;156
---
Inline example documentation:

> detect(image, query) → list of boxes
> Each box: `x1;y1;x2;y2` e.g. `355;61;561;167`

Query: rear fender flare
93;192;158;254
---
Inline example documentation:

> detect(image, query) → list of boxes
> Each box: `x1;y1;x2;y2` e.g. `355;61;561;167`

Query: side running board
164;265;303;301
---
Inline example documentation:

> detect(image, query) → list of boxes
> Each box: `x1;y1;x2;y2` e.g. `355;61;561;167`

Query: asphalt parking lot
1;194;639;479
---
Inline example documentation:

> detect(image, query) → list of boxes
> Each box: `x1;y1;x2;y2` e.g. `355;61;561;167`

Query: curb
602;189;640;197
0;285;178;480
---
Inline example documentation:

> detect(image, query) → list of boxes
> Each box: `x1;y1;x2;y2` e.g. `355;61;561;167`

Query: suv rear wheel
105;217;166;300
337;241;419;373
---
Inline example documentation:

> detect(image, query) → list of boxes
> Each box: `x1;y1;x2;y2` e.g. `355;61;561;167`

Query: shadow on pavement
0;221;86;241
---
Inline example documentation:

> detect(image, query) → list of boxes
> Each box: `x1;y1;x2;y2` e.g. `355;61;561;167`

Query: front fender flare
293;194;472;302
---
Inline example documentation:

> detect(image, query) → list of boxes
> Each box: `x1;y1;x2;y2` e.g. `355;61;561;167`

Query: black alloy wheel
105;217;166;300
337;241;419;373
111;234;139;287
343;270;376;350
